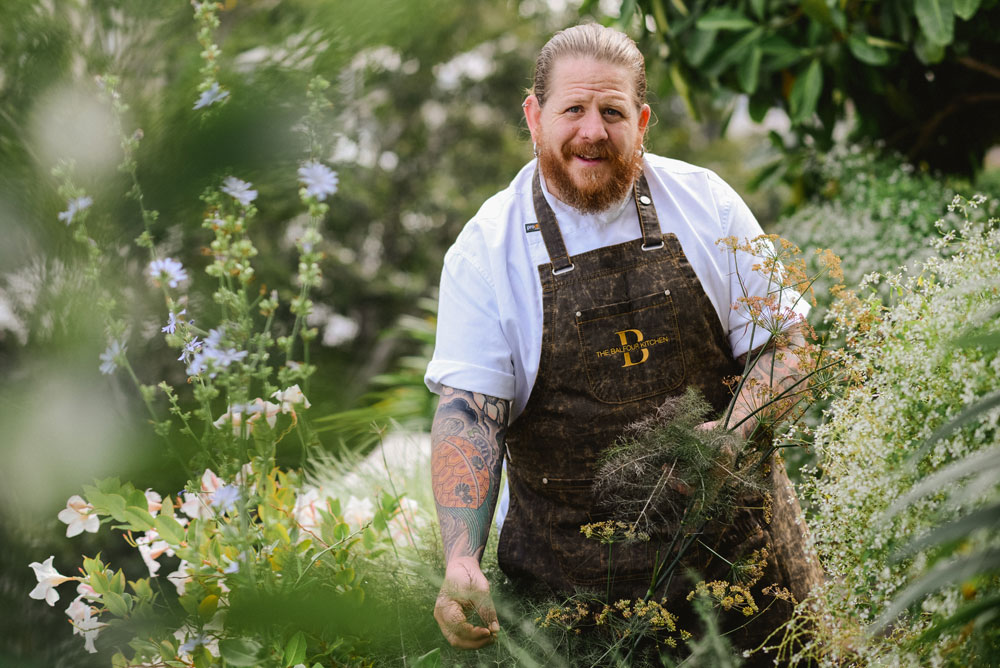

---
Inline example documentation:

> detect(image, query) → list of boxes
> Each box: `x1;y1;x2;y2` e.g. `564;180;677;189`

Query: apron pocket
550;510;660;590
575;290;685;404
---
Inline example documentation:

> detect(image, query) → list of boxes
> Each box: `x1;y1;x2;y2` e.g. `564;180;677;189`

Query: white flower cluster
800;214;1000;664
212;385;310;436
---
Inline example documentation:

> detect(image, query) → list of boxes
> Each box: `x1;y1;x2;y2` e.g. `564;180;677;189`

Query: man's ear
638;103;651;135
523;94;541;143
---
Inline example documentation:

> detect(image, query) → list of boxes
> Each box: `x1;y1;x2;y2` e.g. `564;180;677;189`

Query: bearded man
424;23;823;658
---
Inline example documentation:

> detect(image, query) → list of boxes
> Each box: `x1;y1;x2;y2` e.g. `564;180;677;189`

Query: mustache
560;140;620;160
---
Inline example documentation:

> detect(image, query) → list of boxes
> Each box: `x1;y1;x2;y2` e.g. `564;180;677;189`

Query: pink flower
29;556;74;606
57;495;99;538
145;489;163;516
136;529;174;577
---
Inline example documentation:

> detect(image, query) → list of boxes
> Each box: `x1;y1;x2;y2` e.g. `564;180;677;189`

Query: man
425;23;821;654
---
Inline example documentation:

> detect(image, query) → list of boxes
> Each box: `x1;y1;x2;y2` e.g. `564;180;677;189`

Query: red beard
538;137;643;214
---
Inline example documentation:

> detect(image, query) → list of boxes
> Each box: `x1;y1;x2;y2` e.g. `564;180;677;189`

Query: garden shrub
773;144;998;323
782;196;1000;666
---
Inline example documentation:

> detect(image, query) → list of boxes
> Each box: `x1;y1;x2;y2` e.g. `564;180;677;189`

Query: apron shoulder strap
532;169;574;275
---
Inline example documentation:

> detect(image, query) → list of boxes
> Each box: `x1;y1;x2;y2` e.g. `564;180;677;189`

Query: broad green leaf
801;0;834;28
955;0;981;19
685;28;717;67
708;26;764;77
283;631;307;667
848;34;891;65
198;594;219;621
219;638;263;666
915;33;946;64
736;45;762;93
789;59;823;123
334;567;355;586
154;515;187;545
129;578;153;600
749;0;766;20
915;0;955;45
122;507;155;531
82;556;105;579
696;7;755;31
111;569;126;595
104;591;129;617
872;546;1000;634
413;648;442;668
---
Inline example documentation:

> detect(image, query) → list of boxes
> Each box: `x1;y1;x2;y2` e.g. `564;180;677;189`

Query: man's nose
578;108;608;142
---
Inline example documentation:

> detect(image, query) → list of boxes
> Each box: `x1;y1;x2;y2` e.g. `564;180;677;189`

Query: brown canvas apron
497;169;822;656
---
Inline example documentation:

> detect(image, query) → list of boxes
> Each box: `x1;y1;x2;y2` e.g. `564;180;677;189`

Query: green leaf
696;8;755;31
749;0;766;20
685;28;717;67
413;648;442;668
954;0;981;19
800;0;834;28
219;638;263;666
848;34;891;65
914;32;946;63
334;567;355;586
736;45;762;93
283;631;307;667
122;507;155;531
363;527;377;550
789;59;823;123
915;0;955;45
104;591;130;617
154;515;187;545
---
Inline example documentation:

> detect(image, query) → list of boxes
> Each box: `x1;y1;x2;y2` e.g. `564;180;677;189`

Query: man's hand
434;556;500;649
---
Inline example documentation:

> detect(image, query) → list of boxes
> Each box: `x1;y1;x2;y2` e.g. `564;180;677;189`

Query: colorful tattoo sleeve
431;387;509;563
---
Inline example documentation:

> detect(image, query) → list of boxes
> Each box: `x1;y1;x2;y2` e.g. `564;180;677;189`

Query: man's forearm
730;325;808;436
431;387;509;562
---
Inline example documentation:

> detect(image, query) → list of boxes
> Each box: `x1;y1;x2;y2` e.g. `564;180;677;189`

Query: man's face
526;56;651;214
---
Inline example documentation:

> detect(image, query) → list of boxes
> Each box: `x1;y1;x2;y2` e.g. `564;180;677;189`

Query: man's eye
566;105;583;113
603;108;622;117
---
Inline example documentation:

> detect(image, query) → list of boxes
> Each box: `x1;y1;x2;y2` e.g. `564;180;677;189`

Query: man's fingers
474;595;500;635
435;592;497;649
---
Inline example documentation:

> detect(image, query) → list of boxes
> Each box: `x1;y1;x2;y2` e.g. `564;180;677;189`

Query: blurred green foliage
584;0;1000;176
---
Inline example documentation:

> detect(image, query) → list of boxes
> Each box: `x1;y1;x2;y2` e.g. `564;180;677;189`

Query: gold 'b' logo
616;329;648;367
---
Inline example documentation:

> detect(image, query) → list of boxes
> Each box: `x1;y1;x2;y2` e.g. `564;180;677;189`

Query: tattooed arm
696;324;808;440
726;323;808;439
431;386;509;649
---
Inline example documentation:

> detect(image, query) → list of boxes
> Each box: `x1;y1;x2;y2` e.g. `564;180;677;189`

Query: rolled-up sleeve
424;247;516;400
